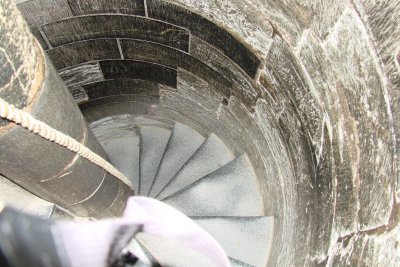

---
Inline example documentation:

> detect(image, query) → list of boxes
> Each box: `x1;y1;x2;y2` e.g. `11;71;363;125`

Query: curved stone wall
14;0;400;266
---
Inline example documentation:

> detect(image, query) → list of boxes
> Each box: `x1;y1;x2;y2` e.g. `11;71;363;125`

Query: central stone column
0;0;132;218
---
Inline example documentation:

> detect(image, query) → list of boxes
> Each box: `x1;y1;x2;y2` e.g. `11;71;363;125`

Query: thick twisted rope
0;98;133;189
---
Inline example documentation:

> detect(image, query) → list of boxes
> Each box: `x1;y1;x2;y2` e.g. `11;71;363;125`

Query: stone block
299;31;358;237
83;79;160;100
176;69;223;113
189;36;258;105
99;60;177;88
324;10;394;231
59;61;104;87
68;85;89;103
47;39;121;70
266;36;324;163
120;39;231;97
147;0;260;77
42;15;189;51
67;0;145;16
353;0;400;203
16;0;72;27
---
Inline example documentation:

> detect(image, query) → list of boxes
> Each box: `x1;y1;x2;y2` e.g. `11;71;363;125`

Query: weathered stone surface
254;97;312;267
266;36;324;167
120;39;231;97
176;69;223;113
47;39;121;70
353;0;400;203
99;60;177;88
299;31;359;239
147;0;261;77
1;0;38;125
162;0;274;54
329;225;400;267
67;85;88;103
323;10;394;231
59;61;104;87
83;79;160;100
58;62;104;103
6;0;399;264
354;0;400;91
16;0;72;27
42;15;190;51
67;0;145;16
189;36;258;106
307;0;346;39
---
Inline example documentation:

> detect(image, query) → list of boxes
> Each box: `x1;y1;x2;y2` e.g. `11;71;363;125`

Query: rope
0;98;133;189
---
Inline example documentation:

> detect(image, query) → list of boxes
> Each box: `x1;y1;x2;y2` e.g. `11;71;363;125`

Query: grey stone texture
164;155;264;216
148;122;205;197
138;125;172;195
47;39;121;70
193;216;274;267
7;0;400;265
157;133;235;200
42;15;189;50
91;115;141;193
67;0;145;16
0;0;38;126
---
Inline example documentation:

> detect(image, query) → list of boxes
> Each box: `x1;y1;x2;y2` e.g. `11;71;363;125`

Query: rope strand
0;98;133;189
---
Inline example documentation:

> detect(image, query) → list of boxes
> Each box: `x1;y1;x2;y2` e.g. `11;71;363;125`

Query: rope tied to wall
0;97;133;189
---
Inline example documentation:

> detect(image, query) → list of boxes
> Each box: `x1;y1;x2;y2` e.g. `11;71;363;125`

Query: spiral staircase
90;114;274;267
0;113;274;266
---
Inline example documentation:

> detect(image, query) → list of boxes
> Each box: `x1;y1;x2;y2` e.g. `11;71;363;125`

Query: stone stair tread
157;133;235;199
192;216;274;267
136;232;217;267
148;122;205;197
139;125;172;195
163;155;264;216
91;115;140;192
100;130;140;194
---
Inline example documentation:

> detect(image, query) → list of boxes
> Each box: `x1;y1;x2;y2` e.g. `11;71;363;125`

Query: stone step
136;232;217;266
163;154;264;216
193;216;274;267
157;133;235;200
91;115;140;192
148;122;205;197
139;125;171;195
